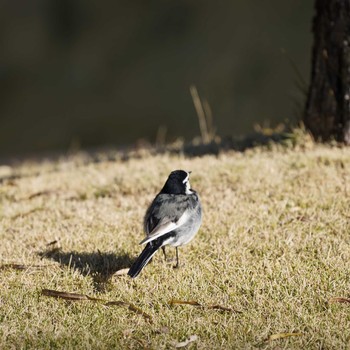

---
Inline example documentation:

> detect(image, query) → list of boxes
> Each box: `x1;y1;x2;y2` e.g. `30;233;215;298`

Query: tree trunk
304;0;350;144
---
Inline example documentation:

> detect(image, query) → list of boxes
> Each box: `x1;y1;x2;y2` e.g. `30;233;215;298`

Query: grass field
1;140;350;349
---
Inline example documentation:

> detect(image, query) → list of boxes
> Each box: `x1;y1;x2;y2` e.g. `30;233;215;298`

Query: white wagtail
128;170;202;278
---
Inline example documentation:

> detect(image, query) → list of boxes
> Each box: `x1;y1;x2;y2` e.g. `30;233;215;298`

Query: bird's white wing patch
140;211;189;245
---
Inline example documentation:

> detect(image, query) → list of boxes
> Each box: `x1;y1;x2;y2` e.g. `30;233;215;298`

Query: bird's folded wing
140;210;189;245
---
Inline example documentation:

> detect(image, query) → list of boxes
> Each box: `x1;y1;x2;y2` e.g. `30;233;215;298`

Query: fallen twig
268;332;302;341
329;297;350;304
0;263;51;270
169;299;242;313
42;289;152;321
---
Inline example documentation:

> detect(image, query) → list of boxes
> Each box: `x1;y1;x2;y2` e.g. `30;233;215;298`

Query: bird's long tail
128;241;161;278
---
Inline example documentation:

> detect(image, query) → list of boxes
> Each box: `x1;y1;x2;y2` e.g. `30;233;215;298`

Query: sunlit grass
1;141;350;348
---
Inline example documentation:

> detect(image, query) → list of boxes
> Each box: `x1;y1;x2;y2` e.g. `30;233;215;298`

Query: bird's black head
160;170;191;195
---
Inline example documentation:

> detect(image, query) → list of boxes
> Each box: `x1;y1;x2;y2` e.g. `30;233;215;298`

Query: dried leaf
106;301;152;322
169;299;201;307
169;299;241;313
41;289;152;322
46;239;61;248
114;268;129;276
175;335;198;348
11;207;45;220
208;304;242;313
268;333;302;341
329;297;350;304
0;264;27;270
42;289;104;302
127;303;152;321
103;300;124;306
7;179;17;186
0;264;48;270
28;190;56;200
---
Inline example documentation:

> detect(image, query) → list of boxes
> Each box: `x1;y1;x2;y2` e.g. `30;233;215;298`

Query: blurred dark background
0;0;313;158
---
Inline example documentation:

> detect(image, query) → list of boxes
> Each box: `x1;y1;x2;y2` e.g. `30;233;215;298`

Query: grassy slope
1;144;350;349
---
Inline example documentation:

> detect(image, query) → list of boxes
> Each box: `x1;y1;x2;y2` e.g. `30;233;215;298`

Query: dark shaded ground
0;129;299;166
39;248;133;292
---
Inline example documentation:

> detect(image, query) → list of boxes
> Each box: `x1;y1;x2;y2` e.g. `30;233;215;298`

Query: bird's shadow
38;248;133;292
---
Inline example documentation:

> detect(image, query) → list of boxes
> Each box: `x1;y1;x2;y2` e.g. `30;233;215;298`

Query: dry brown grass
1;142;350;349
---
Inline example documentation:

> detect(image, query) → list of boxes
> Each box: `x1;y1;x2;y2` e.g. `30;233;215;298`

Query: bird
128;170;202;278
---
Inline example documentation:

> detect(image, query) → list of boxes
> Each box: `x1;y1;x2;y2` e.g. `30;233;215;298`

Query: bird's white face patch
182;172;189;184
182;172;192;194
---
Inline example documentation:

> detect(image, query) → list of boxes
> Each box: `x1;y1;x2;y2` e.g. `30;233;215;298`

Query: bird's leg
161;246;167;261
173;247;180;269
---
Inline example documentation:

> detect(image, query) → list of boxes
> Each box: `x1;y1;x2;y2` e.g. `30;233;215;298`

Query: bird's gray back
144;192;201;236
